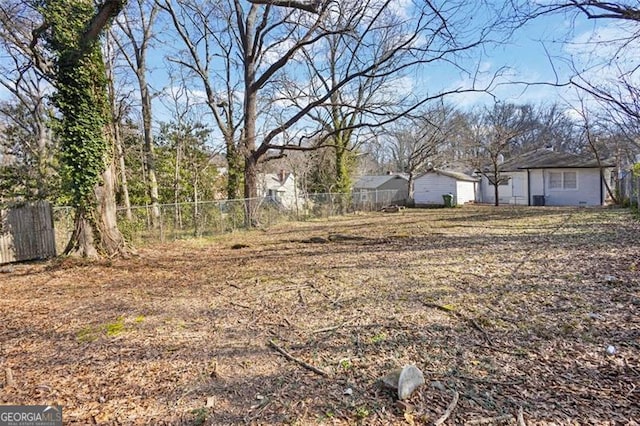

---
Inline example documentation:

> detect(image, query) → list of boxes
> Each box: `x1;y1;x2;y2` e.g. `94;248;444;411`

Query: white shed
413;170;478;206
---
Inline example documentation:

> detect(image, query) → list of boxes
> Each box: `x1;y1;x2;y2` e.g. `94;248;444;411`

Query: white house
479;148;615;206
413;170;479;206
257;171;300;209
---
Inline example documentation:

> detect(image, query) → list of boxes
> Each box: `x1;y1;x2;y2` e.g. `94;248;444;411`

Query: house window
564;172;577;189
549;172;562;189
498;175;510;186
549;171;577;190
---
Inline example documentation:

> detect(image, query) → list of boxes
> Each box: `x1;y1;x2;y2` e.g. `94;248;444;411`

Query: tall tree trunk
105;30;132;220
244;154;259;226
407;172;415;207
64;161;126;257
174;140;182;229
140;78;161;227
114;120;132;220
35;118;52;200
334;141;352;214
335;144;350;193
226;143;243;200
243;53;259;225
94;160;127;254
46;0;128;258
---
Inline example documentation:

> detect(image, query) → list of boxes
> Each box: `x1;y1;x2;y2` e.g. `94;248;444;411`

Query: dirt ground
1;206;639;425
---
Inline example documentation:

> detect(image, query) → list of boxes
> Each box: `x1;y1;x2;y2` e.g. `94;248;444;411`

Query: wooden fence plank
0;201;57;265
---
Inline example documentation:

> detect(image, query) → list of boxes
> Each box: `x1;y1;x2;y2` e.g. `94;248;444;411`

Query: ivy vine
41;0;111;212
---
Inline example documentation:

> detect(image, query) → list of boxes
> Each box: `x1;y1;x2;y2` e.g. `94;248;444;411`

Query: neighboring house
479;148;615;206
352;173;409;206
257;171;300;209
413;169;479;206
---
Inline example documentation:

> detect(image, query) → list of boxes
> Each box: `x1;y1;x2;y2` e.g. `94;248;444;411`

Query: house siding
480;171;528;205
379;179;409;197
481;168;607;206
540;168;603;206
258;174;300;209
455;181;477;204
414;172;477;205
414;174;457;205
529;169;544;204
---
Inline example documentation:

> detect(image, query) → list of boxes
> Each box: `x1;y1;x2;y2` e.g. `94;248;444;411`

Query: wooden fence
0;201;57;265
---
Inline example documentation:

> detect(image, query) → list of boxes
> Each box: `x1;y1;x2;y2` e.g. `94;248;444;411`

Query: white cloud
566;22;640;68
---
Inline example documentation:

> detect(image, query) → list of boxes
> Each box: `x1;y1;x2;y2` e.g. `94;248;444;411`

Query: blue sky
139;2;619;121
0;2;632;127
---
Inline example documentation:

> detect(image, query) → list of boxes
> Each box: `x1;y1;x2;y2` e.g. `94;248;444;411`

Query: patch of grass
134;315;145;324
355;406;370;419
190;408;207;426
76;316;128;342
339;358;352;371
370;333;386;344
76;326;98;343
105;316;126;337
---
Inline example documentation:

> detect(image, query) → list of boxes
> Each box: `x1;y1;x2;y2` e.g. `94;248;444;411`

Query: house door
511;174;527;205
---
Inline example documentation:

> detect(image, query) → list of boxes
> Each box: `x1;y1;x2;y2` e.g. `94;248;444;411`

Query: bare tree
473;103;534;206
158;0;244;200
512;1;640;146
276;0;506;199
112;0;162;226
0;0;129;257
0;2;56;201
384;103;456;204
104;30;133;220
570;95;620;203
239;1;503;222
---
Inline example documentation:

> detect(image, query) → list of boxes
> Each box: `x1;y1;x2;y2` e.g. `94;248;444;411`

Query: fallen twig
476;344;527;357
422;301;490;342
5;368;15;387
308;282;331;299
267;285;304;294
268;340;329;377
517;407;526;426
456;374;525;387
434;390;459;426
230;301;252;310
465;414;513;425
312;317;357;334
226;281;241;289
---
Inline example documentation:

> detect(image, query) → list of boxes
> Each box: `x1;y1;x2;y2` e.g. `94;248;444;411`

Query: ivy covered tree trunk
43;0;127;257
334;141;352;194
226;144;243;200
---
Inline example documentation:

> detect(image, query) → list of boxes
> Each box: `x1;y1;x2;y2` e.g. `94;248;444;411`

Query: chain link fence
619;169;640;209
53;190;404;250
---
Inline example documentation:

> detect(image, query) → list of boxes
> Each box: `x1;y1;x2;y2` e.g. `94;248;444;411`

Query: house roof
353;174;408;189
497;149;615;171
417;169;479;182
260;173;293;190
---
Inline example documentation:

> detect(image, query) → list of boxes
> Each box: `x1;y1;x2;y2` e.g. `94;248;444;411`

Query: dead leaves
0;206;638;424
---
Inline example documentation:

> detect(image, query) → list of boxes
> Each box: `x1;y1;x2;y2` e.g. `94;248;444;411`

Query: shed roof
417;169;479;182
353;174;408;189
497;149;615;172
